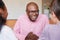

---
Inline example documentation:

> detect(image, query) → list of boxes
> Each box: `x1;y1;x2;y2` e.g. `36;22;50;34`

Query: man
0;0;18;40
39;0;60;40
14;2;49;40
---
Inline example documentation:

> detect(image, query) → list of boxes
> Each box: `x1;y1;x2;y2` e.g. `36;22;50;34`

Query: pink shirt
14;14;49;40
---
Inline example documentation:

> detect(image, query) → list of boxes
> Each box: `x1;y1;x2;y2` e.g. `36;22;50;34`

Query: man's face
26;5;39;22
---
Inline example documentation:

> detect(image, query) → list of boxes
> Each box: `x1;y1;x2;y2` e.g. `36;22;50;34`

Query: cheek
50;14;53;19
3;11;8;19
36;14;39;17
50;14;56;23
29;15;32;18
28;13;39;19
28;13;32;17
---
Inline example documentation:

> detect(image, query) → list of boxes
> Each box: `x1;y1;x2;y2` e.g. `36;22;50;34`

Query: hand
25;32;39;40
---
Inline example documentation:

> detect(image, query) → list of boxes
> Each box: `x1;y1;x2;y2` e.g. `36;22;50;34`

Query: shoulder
39;14;48;18
1;25;13;34
38;14;49;23
2;25;12;31
18;14;26;20
39;14;47;17
16;14;28;23
1;25;18;40
44;24;55;31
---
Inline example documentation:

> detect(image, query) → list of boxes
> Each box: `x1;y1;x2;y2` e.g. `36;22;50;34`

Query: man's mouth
31;16;37;20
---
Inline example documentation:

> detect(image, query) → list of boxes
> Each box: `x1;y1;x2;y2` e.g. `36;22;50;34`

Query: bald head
26;2;39;11
26;2;39;22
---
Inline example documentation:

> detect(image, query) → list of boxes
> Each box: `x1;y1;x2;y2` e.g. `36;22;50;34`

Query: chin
29;17;37;22
30;19;37;22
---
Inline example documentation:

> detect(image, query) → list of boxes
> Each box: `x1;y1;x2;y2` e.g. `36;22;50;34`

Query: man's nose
33;13;36;16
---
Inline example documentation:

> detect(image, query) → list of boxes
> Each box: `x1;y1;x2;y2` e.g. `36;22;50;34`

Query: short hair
50;0;60;20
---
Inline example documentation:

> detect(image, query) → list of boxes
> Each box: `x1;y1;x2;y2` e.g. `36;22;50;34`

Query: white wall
3;0;42;19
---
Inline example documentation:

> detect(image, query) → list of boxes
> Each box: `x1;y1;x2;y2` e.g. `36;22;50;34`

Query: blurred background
2;0;53;28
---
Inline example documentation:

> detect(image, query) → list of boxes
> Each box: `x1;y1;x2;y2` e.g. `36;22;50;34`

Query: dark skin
0;8;7;31
25;32;39;40
0;7;8;25
0;1;8;31
3;6;8;19
25;2;39;40
26;2;39;22
0;8;7;19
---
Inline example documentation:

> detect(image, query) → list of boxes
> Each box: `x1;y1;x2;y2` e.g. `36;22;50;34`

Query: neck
56;18;60;24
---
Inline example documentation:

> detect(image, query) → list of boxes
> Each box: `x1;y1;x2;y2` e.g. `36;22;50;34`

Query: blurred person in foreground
0;0;18;40
38;0;60;40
